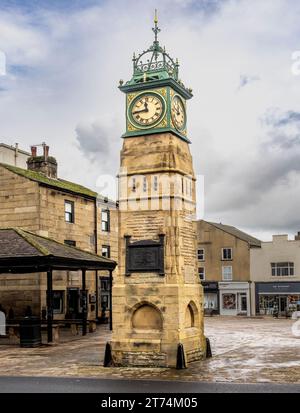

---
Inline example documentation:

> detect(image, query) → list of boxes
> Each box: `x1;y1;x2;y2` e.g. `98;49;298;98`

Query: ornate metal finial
152;9;161;45
127;9;184;85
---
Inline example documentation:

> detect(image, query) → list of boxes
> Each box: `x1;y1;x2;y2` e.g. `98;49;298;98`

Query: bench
6;323;60;344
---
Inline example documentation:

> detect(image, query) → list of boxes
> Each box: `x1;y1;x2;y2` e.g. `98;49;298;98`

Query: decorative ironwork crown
131;10;179;83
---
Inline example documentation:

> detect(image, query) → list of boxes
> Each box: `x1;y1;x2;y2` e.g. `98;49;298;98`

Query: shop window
102;245;111;258
65;200;74;223
222;248;232;260
222;266;233;281
198;267;205;280
197;248;205;261
53;291;64;314
101;209;110;232
222;293;236;310
204;293;218;310
271;262;294;277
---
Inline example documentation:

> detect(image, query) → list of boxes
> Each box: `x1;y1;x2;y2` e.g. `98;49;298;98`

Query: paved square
0;317;299;383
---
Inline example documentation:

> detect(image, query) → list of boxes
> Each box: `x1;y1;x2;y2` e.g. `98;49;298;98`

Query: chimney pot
31;146;37;157
44;145;49;159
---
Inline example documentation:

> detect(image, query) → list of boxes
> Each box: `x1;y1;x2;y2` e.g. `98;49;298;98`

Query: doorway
279;296;287;315
67;288;80;318
238;293;247;314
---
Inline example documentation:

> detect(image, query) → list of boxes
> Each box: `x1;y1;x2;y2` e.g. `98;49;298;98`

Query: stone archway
132;303;163;331
185;301;199;328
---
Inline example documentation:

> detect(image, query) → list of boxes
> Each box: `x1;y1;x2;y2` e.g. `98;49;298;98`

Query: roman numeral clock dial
130;93;164;128
171;95;186;132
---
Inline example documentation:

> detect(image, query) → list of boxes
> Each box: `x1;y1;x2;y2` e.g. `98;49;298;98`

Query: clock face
171;95;186;131
131;93;164;127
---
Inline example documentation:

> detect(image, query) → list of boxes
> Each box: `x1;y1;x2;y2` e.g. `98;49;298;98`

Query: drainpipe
248;281;252;317
94;197;99;320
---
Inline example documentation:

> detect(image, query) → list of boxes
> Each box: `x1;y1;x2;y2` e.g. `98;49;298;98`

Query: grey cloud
204;108;300;233
263;109;300;128
75;121;111;163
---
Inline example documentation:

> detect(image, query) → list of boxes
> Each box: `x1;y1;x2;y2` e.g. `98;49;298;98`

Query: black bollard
103;342;113;367
206;337;212;358
176;343;186;369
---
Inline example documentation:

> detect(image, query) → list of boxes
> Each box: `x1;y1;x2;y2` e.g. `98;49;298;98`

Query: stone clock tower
110;12;206;368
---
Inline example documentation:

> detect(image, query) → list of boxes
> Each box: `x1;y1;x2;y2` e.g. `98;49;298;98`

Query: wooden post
82;269;87;336
95;270;99;320
109;270;113;331
46;269;53;343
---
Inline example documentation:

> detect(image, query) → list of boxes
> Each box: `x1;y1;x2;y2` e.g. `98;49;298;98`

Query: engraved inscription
125;235;165;276
129;247;158;270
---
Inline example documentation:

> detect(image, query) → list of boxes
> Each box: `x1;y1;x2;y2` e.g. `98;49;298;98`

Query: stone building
110;14;206;368
197;220;261;316
0;143;30;169
250;233;300;316
0;144;118;321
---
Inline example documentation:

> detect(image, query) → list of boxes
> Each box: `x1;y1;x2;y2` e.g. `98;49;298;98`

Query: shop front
255;282;300;316
219;282;251;316
202;282;219;314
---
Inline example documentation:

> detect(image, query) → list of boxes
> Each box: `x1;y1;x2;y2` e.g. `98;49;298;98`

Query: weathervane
152;9;161;45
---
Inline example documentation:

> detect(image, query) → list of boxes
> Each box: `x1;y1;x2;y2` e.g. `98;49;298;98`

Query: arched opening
185;304;195;328
132;304;163;331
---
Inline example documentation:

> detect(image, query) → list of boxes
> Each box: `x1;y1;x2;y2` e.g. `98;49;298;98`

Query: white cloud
1;0;300;240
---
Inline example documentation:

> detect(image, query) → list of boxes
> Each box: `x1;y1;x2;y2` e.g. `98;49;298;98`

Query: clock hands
132;102;149;115
132;108;149;115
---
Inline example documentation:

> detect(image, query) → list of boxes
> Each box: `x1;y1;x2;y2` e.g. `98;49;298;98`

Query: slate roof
201;220;261;247
0;163;97;199
0;228;116;271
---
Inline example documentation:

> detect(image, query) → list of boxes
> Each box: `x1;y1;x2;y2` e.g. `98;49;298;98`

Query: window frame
101;209;110;232
64;240;76;247
65;200;75;223
222;265;233;281
197;248;205;261
271;262;294;277
52;290;64;314
222;248;233;261
101;245;111;259
198;267;205;281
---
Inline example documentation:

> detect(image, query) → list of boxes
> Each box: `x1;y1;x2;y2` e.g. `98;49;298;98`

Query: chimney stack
27;144;57;179
31;146;37;157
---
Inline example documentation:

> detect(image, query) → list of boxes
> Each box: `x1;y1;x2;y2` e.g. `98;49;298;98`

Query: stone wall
0;166;107;320
111;133;206;368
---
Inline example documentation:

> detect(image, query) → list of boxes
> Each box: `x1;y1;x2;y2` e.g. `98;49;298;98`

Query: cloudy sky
0;0;300;241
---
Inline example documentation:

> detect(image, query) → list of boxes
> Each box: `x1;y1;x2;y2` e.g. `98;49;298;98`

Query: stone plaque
125;235;165;276
184;265;195;283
